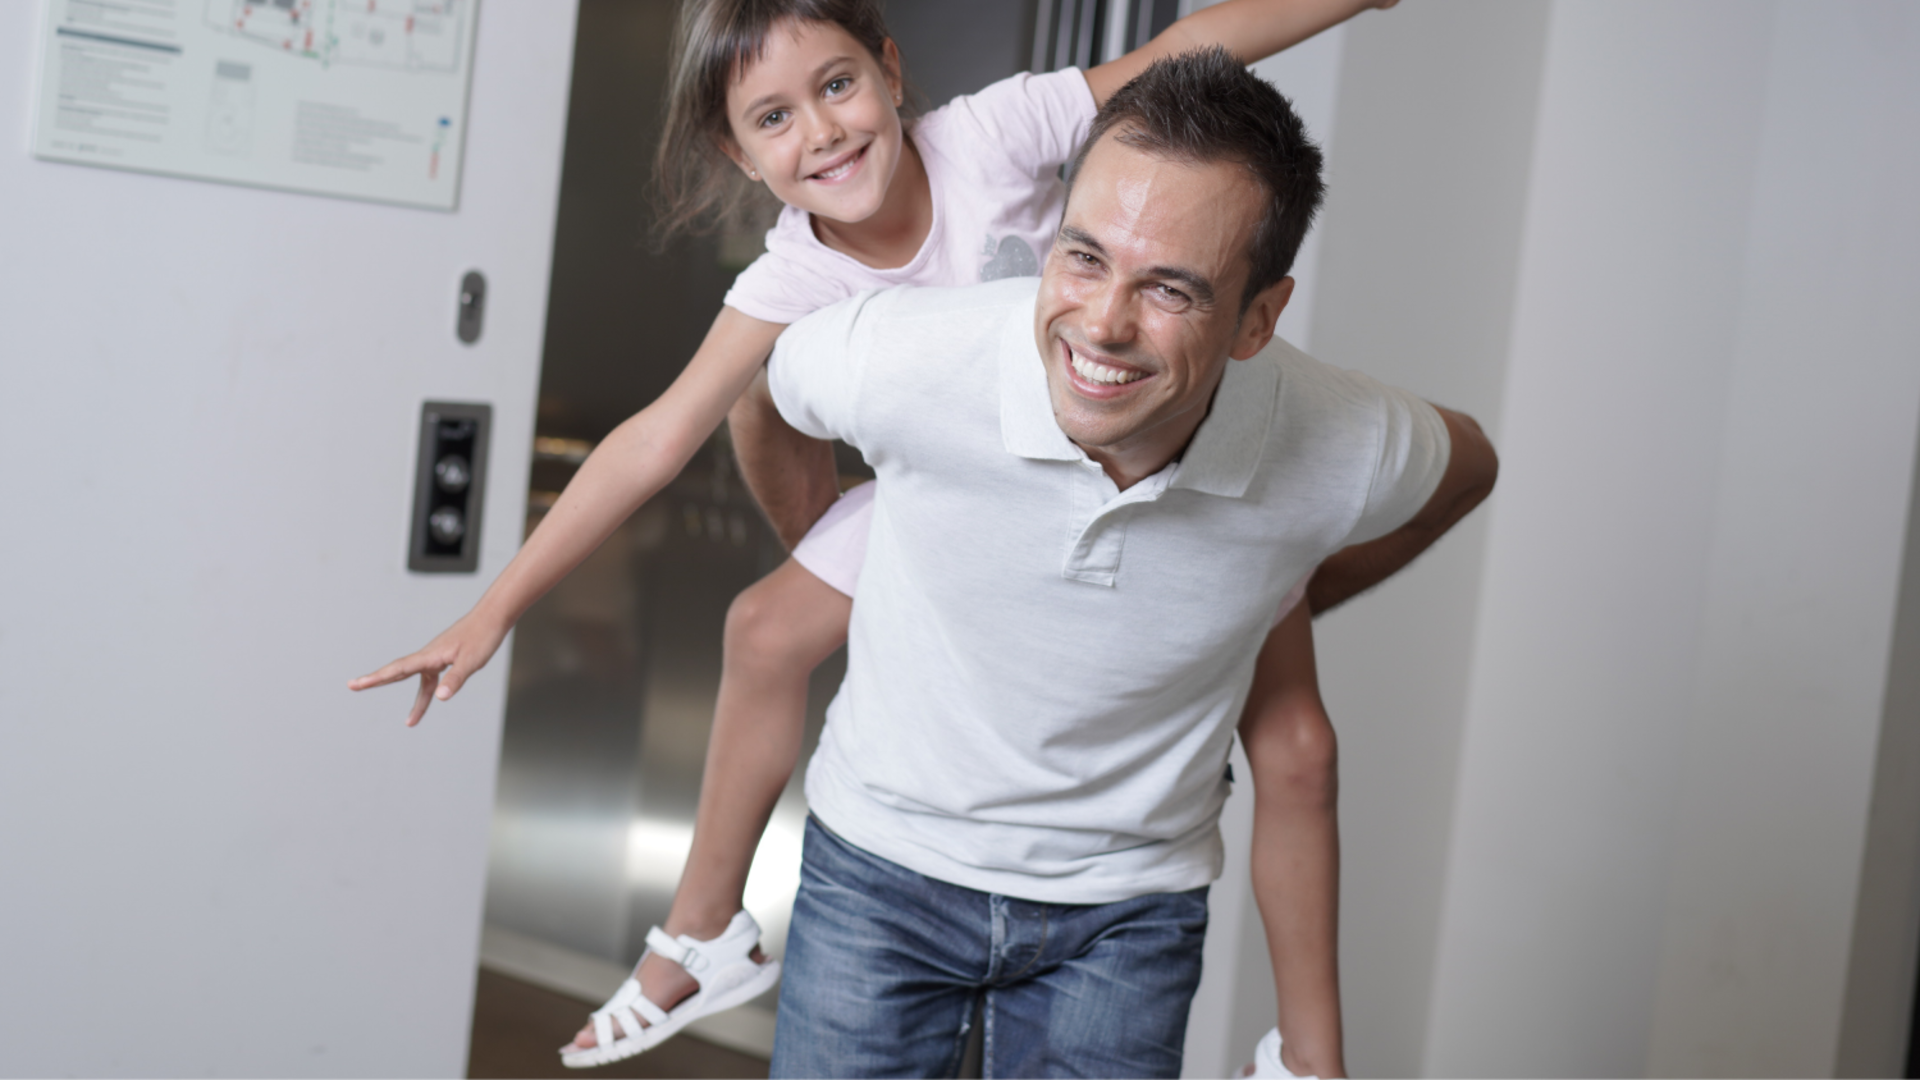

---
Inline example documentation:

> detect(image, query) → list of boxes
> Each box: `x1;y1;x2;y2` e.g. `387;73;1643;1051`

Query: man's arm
1242;604;1345;1078
730;369;843;551
1308;405;1497;615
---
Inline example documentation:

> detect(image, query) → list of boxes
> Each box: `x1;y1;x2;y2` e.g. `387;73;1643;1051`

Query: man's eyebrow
1061;226;1217;305
1058;225;1109;259
739;56;858;120
1146;265;1216;306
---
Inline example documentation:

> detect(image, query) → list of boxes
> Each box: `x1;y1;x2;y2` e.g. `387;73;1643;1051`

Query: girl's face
721;18;905;225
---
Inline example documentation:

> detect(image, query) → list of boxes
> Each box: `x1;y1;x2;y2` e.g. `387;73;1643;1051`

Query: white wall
0;3;576;1075
1644;3;1920;1073
1302;4;1549;1075
1186;3;1920;1076
1417;2;1920;1076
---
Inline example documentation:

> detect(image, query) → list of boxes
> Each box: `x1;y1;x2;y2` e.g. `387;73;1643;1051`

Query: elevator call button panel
408;400;491;573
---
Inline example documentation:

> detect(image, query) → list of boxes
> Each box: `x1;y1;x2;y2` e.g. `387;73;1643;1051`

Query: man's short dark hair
1067;47;1326;314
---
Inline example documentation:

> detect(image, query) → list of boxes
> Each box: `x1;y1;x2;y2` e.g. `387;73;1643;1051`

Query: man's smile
1063;341;1151;396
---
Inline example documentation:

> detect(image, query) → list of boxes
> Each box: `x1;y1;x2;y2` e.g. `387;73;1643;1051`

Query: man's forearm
1309;406;1497;615
729;372;843;550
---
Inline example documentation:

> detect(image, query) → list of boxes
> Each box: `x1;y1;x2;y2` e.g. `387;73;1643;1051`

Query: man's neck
1079;392;1218;492
1082;445;1174;491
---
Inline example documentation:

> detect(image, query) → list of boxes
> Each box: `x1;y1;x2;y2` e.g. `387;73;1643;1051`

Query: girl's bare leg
571;558;851;1049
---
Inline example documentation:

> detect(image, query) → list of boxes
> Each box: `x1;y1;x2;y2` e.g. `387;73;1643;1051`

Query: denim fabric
770;817;1209;1079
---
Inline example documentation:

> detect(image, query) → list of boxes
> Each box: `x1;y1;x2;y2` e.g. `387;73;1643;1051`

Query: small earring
748;169;759;179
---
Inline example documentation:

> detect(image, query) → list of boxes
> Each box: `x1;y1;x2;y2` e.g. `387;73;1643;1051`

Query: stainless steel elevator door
482;0;1041;1023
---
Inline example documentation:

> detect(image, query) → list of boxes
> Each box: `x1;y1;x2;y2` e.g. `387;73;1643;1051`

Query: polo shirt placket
997;308;1281;590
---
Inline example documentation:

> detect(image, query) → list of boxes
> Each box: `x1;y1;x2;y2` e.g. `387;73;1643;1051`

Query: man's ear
1229;276;1295;361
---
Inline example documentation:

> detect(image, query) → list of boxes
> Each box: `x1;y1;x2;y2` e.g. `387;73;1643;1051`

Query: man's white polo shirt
769;278;1449;904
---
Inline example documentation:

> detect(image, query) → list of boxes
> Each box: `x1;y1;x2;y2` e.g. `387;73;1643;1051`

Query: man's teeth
1072;353;1145;385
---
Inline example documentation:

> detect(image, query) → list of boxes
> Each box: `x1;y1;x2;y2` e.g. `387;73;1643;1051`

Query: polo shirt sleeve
1346;385;1452;545
765;288;881;446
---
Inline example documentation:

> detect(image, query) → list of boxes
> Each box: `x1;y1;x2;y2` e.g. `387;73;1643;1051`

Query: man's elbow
1444;407;1499;515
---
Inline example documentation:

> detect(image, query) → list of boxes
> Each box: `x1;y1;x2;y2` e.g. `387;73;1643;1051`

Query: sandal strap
590;977;669;1046
642;911;761;978
629;992;669;1027
592;1010;616;1052
645;925;706;972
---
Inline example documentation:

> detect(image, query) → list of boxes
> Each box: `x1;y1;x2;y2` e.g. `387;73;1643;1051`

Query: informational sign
31;0;479;210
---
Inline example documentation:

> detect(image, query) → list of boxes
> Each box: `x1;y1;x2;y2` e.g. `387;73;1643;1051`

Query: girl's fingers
350;657;421;690
407;670;441;726
437;663;469;701
350;650;444;691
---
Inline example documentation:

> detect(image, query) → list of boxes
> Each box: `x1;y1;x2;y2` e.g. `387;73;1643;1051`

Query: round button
435;454;471;494
428;506;466;546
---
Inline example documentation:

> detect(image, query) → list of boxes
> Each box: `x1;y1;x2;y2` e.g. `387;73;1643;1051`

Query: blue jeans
770;816;1209;1078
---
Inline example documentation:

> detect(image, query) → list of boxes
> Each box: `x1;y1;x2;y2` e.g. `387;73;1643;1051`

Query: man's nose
1082;284;1136;346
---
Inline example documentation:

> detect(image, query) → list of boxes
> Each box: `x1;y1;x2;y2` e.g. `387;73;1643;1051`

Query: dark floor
467;968;770;1080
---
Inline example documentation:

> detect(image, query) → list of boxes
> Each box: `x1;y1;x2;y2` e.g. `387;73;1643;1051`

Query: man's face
1034;132;1289;481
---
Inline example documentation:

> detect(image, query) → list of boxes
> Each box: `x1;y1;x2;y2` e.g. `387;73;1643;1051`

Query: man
761;48;1497;1078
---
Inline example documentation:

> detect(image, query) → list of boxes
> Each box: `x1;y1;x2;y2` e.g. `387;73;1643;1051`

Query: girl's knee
724;571;846;672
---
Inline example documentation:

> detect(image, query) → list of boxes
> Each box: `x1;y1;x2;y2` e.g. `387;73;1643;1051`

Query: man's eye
1158;284;1190;302
1074;251;1100;268
759;109;788;128
825;76;852;96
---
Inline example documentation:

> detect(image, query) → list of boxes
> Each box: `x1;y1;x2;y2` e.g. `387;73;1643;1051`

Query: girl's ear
717;135;760;182
881;38;904;107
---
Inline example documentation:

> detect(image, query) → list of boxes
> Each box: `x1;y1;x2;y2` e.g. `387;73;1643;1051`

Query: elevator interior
478;0;1171;1054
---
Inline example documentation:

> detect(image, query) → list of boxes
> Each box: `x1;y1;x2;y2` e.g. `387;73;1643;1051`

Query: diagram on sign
205;0;466;73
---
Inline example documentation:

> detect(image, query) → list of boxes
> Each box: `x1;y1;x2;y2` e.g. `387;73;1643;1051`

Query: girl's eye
825;76;852;96
759;109;789;128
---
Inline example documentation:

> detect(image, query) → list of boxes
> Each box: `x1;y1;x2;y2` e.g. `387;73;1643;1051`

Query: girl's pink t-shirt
722;69;1098;324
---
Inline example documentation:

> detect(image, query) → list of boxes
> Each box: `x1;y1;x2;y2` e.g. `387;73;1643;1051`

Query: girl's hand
348;610;508;726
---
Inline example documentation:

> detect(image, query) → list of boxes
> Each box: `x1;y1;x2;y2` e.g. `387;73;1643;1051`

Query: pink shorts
792;480;876;597
795;478;1313;628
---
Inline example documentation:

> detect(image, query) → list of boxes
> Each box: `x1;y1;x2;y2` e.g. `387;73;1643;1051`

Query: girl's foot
559;910;782;1067
566;942;770;1050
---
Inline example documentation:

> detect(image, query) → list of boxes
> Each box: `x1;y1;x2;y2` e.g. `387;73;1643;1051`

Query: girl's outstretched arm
348;306;788;724
1085;0;1396;103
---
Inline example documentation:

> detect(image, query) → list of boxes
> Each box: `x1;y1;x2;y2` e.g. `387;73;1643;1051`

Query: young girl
353;0;1390;1074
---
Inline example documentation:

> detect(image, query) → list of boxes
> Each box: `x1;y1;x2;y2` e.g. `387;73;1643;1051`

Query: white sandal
558;909;782;1068
1240;1027;1315;1079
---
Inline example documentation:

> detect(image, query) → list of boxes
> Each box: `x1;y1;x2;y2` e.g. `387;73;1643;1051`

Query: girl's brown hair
654;0;897;241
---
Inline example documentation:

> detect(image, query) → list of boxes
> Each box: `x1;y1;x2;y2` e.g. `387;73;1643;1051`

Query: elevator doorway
474;0;1041;1064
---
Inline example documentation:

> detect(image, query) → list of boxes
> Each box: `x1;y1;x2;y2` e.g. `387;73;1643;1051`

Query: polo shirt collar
1168;348;1279;498
999;305;1081;462
997;304;1280;497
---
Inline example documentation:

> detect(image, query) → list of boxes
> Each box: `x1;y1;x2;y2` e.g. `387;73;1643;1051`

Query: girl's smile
721;17;932;268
